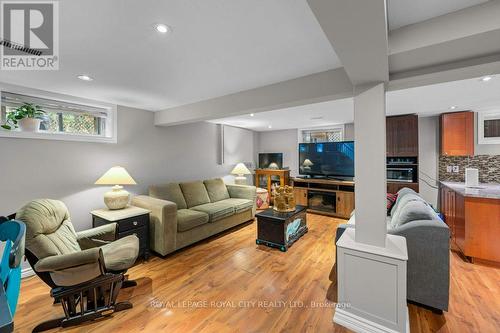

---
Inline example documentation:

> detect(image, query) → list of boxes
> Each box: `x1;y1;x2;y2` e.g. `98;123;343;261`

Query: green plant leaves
1;102;45;130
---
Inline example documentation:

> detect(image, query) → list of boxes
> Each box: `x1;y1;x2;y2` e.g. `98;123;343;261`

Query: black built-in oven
387;157;417;183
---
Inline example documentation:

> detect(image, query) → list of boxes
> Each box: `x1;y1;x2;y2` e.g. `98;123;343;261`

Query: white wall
418;116;439;207
474;112;500;155
256;129;298;176
344;123;355;141
0;106;255;232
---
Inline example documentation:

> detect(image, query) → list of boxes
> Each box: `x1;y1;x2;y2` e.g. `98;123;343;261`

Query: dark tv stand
292;177;355;219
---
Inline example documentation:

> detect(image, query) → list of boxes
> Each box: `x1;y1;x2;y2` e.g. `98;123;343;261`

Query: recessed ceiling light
77;74;93;81
268;125;272;129
155;24;169;34
250;113;255;117
480;75;493;82
450;106;457;110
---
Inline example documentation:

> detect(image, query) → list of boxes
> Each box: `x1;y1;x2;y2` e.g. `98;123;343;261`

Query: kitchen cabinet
440;111;474;156
386;114;419;157
440;183;500;263
387;182;419;194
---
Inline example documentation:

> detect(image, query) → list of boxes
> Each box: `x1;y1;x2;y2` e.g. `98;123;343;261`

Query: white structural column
333;82;409;333
353;83;388;247
307;1;410;332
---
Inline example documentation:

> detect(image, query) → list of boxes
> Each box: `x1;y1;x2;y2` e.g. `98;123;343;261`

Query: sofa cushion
150;183;187;209
390;193;426;228
177;209;209;232
191;202;235;222
393;200;437;228
180;181;211;208
204;178;230;202
219;198;253;213
101;235;139;271
390;187;418;215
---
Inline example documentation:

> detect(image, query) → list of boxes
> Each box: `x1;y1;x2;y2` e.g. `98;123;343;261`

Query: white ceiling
0;0;341;111
212;75;500;131
387;0;489;31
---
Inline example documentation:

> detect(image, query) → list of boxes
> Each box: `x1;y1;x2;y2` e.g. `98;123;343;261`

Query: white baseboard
334;308;409;333
21;267;35;278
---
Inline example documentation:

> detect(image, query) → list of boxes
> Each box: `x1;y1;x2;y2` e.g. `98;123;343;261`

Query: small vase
18;118;41;132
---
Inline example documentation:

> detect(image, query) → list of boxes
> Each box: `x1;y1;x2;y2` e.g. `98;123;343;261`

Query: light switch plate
452;166;459;173
447;166;453;173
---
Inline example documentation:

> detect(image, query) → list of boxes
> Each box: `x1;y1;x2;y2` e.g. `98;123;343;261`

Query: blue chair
0;218;26;332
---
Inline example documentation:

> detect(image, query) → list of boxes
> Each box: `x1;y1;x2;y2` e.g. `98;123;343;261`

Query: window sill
0;130;117;143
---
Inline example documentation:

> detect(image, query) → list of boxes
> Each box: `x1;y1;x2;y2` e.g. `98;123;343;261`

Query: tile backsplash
439;155;500;183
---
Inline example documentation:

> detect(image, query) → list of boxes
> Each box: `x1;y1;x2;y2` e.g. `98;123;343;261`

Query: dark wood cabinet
386;114;419;193
440;111;474;156
386;114;419;157
387;182;419;194
91;206;150;260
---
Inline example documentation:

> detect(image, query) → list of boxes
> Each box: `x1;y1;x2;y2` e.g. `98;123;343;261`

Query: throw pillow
387;193;398;214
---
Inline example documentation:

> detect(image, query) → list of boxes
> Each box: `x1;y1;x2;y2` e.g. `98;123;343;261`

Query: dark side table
91;206;150;260
255;205;308;252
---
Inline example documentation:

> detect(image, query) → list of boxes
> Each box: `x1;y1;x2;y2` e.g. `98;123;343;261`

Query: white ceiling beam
388;54;500;91
389;1;500;75
154;68;353;127
307;0;389;85
389;1;500;55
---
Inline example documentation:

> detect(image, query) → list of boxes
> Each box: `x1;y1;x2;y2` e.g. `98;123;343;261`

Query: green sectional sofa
132;178;256;256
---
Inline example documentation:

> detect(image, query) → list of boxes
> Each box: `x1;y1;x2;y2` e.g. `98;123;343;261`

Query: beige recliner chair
16;199;139;332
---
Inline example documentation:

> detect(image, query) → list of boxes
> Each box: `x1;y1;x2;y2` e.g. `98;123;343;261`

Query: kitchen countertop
440;181;500;199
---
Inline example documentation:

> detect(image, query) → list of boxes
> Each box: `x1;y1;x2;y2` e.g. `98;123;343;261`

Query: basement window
0;89;117;143
301;127;344;143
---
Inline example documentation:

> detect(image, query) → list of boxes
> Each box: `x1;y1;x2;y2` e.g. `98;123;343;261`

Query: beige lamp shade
303;159;314;167
95;166;136;210
231;163;251;176
95;166;137;185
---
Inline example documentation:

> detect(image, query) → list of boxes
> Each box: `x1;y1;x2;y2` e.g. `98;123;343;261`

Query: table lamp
303;159;314;171
95;166;137;210
231;163;251;185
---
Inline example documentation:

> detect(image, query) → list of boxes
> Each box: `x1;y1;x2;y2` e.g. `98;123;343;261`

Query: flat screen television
299;141;354;179
258;153;283;169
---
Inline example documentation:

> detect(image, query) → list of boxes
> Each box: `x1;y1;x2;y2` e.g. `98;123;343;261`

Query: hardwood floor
14;214;500;333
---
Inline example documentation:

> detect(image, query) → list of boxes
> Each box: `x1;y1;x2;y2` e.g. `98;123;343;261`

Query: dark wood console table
292;177;355;219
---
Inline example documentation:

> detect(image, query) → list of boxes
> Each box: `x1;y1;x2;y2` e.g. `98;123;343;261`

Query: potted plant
1;103;45;132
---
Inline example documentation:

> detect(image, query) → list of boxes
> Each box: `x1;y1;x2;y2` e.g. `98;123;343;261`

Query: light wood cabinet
336;192;354;218
440;111;474;156
293;188;308;206
292;178;354;219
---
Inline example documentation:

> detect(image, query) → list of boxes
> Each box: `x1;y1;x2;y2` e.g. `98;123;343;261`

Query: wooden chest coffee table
255;205;308;252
